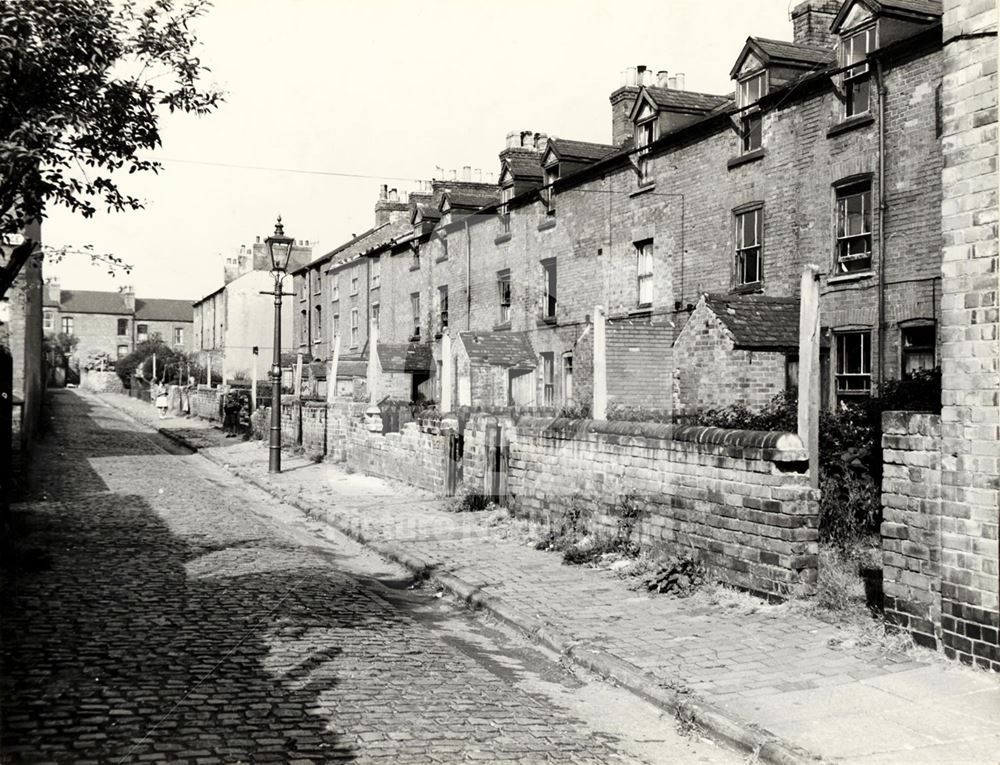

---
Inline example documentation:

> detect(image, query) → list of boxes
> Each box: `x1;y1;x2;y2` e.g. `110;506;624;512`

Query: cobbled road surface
1;391;735;764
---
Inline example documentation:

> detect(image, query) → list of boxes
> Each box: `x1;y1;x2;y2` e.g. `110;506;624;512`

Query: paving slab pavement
100;393;1000;764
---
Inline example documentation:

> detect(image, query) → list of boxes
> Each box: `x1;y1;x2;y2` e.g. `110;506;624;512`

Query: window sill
727;148;765;170
536;317;557;327
827;113;875;138
730;282;764;295
629;305;653;317
435;256;449;263
493;322;511;332
408;335;421;343
630;184;656;198
827;270;875;284
408;265;421;272
494;233;512;245
537;218;557;231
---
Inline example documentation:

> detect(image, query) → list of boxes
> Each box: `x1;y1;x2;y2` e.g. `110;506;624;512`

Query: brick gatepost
937;0;998;667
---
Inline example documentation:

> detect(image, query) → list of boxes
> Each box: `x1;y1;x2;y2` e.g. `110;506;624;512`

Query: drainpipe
877;59;887;393
465;220;472;330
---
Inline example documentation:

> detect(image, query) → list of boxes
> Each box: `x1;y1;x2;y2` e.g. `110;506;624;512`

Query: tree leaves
0;0;223;294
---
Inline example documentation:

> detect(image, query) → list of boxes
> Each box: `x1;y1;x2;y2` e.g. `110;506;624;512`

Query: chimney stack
119;284;135;313
610;64;648;146
375;182;409;225
790;0;841;50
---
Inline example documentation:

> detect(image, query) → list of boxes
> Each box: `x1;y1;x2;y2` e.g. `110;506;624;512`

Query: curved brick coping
513;416;804;452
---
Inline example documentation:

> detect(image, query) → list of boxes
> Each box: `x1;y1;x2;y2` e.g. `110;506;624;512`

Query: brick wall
880;0;998;671
672;300;787;414
190;387;222;421
345;414;451;494
606;319;673;408
465;415;819;597
301;401;327;457
882;412;943;647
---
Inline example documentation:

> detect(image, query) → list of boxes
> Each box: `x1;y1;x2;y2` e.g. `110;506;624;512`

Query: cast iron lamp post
266;216;294;473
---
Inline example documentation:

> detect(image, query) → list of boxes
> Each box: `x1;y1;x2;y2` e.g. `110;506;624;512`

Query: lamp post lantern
265;216;294;473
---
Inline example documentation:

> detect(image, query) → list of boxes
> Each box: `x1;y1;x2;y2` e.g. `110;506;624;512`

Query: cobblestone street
1;390;737;764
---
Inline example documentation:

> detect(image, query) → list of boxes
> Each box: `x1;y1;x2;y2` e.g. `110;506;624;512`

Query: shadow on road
1;390;358;762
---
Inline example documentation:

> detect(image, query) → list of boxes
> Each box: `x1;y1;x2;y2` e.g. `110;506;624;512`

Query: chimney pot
389;188;398;201
625;66;637;87
676;72;685;90
256;235;260;243
379;184;388;199
668;76;677;89
450;169;457;180
462;166;471;181
657;70;670;88
475;168;482;182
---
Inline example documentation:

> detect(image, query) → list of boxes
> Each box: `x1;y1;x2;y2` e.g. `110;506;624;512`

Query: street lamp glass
265;216;294;274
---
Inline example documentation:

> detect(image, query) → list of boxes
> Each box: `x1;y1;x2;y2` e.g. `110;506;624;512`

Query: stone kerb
503;416;818;598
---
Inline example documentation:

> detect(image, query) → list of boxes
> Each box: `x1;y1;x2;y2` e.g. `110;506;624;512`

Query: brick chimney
119;284;135;313
43;278;60;306
374;184;409;226
610;65;650;146
791;0;842;50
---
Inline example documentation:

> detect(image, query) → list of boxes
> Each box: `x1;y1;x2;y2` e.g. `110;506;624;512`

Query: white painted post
367;317;380;404
250;361;258;414
440;332;453;414
294;353;304;400
327;333;341;403
152;353;157;382
797;264;821;489
592;305;607;420
206;355;211;387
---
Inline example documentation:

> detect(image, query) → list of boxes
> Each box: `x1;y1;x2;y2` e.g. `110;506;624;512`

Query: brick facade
880;0;998;670
288;3;946;417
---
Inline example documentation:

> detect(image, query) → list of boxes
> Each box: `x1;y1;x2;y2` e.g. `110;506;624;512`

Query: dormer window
499;185;513;235
738;72;765;107
738;72;766;154
635;118;656;185
543;164;559;212
842;26;875;117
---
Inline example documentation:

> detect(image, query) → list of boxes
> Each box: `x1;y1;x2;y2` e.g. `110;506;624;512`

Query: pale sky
45;0;797;301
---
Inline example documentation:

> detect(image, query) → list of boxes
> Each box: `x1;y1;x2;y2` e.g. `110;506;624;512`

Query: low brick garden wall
345;413;452;494
466;416;819;598
190;387;222;421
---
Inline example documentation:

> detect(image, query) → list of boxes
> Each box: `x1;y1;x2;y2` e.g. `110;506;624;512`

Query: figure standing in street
155;383;169;419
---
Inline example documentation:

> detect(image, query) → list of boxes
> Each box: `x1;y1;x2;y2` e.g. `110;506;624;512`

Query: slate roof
546;138;617;163
378;342;433;373
59;289;131;315
703;294;800;350
730;36;836;78
442;188;501;211
459;331;536;369
317;219;411;272
643;87;731;113
831;0;941;31
336;359;369;378
755;38;837;65
502;154;544;181
135;298;193;322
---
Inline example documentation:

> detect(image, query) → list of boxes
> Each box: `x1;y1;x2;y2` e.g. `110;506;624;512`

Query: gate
445;430;464;496
484;422;509;506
